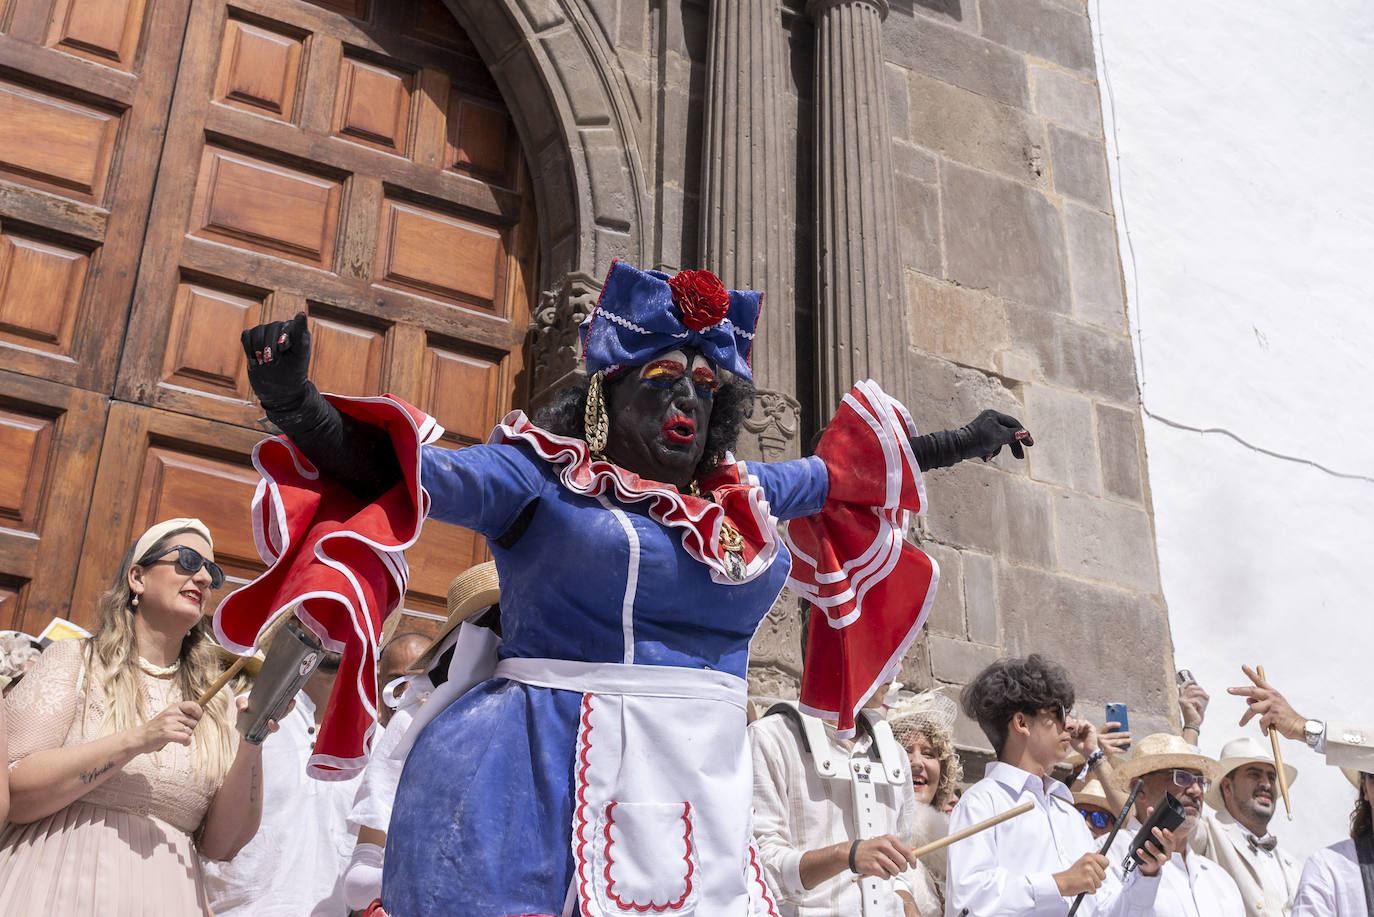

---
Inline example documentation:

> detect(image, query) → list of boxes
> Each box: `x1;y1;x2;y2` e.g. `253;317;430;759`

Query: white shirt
1107;817;1245;917
750;710;938;916
204;690;363;917
945;762;1151;917
1291;838;1370;916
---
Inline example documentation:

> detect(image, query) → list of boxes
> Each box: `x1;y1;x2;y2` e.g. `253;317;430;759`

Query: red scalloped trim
600;801;695;912
490;413;779;585
747;841;779;917
574;696;596;914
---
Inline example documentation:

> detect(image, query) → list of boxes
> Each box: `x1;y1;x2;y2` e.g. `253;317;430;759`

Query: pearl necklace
138;656;181;677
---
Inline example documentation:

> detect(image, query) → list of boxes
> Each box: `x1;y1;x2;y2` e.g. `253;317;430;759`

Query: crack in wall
1093;0;1374;488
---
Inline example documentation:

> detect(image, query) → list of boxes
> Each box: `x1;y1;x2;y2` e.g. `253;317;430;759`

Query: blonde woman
0;519;272;916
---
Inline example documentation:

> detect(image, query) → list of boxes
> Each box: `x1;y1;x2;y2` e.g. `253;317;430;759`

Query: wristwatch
1304;719;1324;749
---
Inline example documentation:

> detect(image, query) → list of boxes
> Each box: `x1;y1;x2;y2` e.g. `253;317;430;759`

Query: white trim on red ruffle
214;394;444;780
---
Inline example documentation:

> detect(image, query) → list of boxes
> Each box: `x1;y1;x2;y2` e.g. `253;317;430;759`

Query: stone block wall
882;0;1177;750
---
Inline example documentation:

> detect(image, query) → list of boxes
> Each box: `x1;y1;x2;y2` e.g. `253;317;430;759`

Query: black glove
240;312;401;500
242;312;313;414
909;409;1034;471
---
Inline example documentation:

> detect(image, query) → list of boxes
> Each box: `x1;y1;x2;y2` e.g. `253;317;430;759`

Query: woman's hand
231;694;291;740
242;312;312;410
137;701;203;754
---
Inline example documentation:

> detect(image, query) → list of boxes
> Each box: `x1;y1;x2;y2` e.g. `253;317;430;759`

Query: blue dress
381;417;827;917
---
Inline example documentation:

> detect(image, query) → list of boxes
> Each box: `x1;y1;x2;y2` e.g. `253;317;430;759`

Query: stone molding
805;0;889;21
439;0;650;288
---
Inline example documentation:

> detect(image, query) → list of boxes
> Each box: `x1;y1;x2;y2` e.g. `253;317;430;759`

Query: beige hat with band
409;561;501;673
1204;735;1298;810
1111;732;1221;790
1074;777;1111;811
132;518;213;565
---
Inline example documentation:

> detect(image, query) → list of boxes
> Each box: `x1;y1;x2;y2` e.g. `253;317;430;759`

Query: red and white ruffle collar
490;411;780;586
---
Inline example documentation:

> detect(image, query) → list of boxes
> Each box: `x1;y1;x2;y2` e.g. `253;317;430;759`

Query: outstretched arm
242;313;402;500
909;410;1033;471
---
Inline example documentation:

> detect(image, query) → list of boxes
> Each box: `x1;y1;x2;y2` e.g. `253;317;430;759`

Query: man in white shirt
751;687;935;916
1107;733;1244;916
205;655;363;917
1188;736;1301;917
1291;768;1374;915
945;655;1169;917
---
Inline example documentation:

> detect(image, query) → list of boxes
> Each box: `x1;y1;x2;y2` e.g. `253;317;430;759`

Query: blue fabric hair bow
578;260;761;381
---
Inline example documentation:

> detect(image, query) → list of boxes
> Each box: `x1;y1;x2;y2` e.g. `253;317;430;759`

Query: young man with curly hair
945;655;1169;916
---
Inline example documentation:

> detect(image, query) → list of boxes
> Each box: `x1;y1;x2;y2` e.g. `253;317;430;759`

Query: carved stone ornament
529;273;600;403
742;389;802;462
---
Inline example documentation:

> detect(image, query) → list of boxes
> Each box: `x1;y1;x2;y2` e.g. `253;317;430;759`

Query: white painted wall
1092;0;1374;861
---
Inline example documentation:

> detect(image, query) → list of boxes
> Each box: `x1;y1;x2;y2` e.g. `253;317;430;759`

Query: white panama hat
1204;735;1297;810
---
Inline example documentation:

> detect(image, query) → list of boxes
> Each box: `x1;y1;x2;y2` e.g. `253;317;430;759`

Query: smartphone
1176;668;1195;685
1105;702;1130;743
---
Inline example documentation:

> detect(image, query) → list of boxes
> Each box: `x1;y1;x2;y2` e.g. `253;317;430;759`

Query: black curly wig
960;654;1076;757
534;371;756;481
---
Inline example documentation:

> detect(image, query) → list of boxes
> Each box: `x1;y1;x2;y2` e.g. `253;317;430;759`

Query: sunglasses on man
1168;769;1211;792
147;546;226;589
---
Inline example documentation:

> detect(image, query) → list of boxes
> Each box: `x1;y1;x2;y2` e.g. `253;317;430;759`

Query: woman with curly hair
1291;768;1374;915
233;260;1031;916
888;689;964;813
887;690;964;914
0;519;271;916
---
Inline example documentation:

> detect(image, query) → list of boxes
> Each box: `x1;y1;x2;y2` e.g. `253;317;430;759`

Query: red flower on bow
668;269;730;331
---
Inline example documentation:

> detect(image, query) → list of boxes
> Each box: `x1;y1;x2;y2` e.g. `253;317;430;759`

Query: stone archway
439;0;651;401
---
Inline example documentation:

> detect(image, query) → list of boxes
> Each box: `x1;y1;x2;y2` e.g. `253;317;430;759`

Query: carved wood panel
114;0;535;625
0;0;533;635
0;0;191;390
0;369;108;634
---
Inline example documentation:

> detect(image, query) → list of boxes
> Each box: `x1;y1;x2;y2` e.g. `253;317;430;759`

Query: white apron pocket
589;800;698;914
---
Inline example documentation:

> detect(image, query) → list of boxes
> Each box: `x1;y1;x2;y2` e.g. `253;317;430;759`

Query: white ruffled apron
493;658;778;917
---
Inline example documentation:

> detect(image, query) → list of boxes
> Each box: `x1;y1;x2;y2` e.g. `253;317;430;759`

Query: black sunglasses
1079;808;1115;830
148;546;225;589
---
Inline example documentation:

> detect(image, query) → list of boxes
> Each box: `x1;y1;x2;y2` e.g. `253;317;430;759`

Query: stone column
807;0;908;419
699;0;801;460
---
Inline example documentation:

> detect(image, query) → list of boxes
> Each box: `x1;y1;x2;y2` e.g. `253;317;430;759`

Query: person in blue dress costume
238;260;1033;917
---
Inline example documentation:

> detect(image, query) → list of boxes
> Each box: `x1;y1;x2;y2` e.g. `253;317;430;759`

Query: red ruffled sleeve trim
213;394;442;780
783;380;940;738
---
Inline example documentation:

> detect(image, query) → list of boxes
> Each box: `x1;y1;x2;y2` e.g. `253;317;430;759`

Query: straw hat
215;644;264;678
1204;735;1298;810
1342;768;1370;790
409;562;500;673
1074;778;1111;811
1111;732;1221;790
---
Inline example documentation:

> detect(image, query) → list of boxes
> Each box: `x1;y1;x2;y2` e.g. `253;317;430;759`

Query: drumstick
196;654;249;706
1256;665;1294;820
909;800;1034;860
196;610;293;707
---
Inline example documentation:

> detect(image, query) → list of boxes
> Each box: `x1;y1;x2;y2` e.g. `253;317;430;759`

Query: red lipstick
662;414;697;443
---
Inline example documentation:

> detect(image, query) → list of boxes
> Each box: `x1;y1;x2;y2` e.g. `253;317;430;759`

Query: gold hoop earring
584;371;609;460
